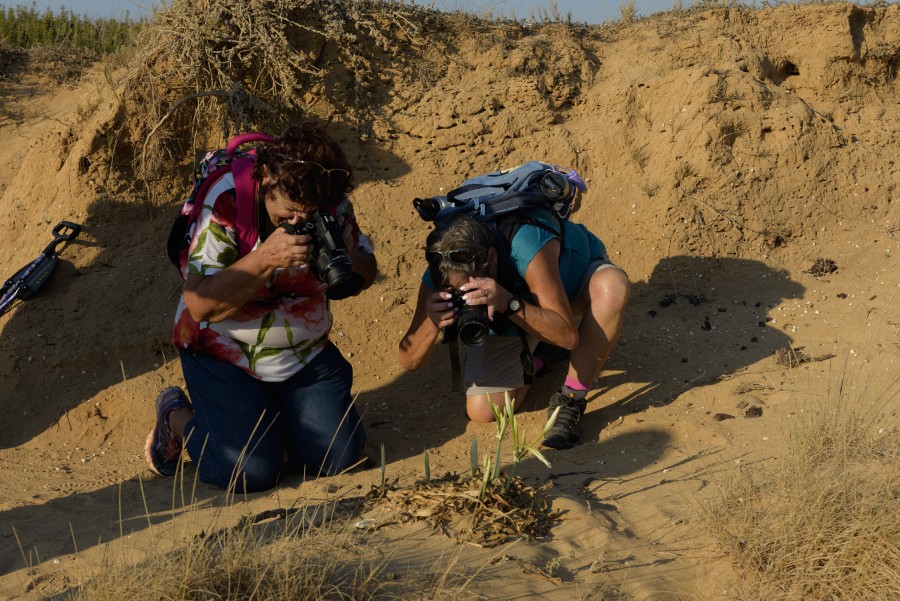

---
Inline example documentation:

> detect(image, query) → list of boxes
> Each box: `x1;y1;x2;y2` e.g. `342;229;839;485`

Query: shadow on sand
1;250;803;577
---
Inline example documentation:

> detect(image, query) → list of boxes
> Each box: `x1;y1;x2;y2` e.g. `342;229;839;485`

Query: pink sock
564;376;591;391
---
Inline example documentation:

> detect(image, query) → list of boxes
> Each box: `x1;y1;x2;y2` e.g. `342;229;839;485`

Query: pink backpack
166;132;274;278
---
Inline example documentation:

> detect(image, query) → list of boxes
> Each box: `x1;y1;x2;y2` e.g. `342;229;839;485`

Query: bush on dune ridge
121;0;437;184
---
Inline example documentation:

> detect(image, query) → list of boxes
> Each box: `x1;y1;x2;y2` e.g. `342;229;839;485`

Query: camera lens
413;196;454;222
318;255;364;300
457;303;489;346
297;212;365;300
539;171;572;201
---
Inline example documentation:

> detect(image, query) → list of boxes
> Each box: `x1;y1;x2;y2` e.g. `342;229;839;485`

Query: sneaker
145;386;192;477
541;392;587;450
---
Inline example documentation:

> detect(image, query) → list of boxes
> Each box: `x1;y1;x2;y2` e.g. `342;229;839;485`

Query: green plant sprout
423;448;431;482
478;454;492;501
482;392;561;494
470;435;478;476
490;398;510;480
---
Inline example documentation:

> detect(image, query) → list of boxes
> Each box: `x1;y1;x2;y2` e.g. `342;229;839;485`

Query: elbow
398;340;426;371
185;301;211;324
398;356;417;371
398;350;423;371
187;306;218;324
184;297;226;324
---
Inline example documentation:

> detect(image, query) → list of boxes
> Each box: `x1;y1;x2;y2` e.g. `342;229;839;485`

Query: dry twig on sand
364;472;561;548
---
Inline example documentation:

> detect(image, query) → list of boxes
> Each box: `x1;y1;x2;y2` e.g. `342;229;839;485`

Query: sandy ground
0;3;897;599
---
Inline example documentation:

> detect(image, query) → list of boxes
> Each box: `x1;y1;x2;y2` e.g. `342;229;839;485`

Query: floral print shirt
172;172;373;382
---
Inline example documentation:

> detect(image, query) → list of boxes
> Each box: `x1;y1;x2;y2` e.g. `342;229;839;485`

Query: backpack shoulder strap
227;132;274;155
229;132;272;256
231;156;259;257
495;212;565;260
181;157;259;263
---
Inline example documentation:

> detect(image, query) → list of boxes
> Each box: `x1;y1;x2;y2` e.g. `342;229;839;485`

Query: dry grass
66;391;567;600
65;467;536;600
698;367;900;600
70;505;389;601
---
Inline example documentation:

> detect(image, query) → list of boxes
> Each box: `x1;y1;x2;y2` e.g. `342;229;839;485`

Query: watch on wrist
503;295;525;317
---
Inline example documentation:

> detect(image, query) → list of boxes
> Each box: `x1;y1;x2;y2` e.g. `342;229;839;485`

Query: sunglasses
273;154;350;179
425;248;484;265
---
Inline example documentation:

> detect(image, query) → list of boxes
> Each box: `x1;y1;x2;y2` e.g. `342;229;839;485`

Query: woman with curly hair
146;121;377;492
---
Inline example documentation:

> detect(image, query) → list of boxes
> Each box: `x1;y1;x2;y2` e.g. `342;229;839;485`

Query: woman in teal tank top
399;212;630;450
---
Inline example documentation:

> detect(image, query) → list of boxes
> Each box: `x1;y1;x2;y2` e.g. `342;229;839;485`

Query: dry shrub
122;0;313;181
619;0;638;24
364;471;561;548
116;0;428;185
0;39;24;76
24;45;93;83
699;368;900;600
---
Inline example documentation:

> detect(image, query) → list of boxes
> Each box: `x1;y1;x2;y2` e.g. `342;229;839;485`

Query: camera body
281;212;364;300
448;289;490;346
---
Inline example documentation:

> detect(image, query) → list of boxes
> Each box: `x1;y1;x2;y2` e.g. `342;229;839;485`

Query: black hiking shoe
541;392;587;450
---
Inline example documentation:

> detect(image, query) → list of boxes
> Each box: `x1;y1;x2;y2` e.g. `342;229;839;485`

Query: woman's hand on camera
458;277;509;321
259;219;315;270
425;289;457;329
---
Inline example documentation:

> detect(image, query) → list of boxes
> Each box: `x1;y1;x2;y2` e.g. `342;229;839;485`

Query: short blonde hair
426;216;493;284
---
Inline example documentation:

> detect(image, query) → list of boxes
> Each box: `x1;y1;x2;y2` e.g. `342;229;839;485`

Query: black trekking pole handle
40;221;81;257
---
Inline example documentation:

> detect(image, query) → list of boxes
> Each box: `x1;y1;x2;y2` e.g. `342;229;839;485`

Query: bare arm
398;282;456;370
183;226;313;323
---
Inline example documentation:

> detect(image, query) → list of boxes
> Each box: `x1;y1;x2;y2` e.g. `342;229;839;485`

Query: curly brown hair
253;121;355;210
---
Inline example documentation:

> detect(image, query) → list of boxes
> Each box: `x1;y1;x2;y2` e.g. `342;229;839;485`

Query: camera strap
518;325;534;386
443;323;463;392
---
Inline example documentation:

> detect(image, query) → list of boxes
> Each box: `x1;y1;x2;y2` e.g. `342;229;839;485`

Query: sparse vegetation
486;393;557;486
698;370;900;600
71;506;390;601
619;0;638;24
628;141;650;171
707;71;730;103
70;393;562;599
639;180;661;197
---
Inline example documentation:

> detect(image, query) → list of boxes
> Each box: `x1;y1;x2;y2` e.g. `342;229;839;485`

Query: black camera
281;212;364;300
448;289;489;346
412;196;454;222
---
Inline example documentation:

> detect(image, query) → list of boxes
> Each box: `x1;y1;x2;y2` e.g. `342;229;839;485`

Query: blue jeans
179;342;365;492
